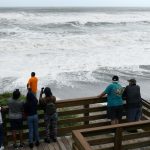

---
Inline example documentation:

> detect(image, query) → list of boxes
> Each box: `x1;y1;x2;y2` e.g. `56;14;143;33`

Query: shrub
0;92;26;106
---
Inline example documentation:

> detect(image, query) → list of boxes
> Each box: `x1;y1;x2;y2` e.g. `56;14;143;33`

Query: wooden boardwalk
5;136;73;150
3;98;150;150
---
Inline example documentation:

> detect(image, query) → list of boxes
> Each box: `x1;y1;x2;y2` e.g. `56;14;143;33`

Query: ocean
0;7;150;100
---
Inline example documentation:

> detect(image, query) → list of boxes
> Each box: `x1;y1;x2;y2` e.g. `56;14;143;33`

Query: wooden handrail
75;120;150;133
1;96;150;146
72;120;150;150
72;130;92;150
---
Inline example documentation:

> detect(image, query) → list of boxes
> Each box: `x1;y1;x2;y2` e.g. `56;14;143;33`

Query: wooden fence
72;99;150;150
2;96;150;146
72;120;150;150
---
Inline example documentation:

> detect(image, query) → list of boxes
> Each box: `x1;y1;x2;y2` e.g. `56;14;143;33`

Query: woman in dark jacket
39;87;57;143
24;91;40;148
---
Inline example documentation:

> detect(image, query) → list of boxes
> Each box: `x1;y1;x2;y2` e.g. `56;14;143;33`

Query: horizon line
0;6;150;8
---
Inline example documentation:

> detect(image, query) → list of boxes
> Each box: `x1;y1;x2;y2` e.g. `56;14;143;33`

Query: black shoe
44;138;50;143
29;143;33;149
19;143;25;148
13;144;18;149
52;138;57;142
127;129;138;133
35;141;40;146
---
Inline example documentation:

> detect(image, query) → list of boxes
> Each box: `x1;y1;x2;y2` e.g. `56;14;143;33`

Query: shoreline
1;79;150;105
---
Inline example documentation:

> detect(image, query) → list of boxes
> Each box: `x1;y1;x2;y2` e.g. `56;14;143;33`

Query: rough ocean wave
0;7;150;100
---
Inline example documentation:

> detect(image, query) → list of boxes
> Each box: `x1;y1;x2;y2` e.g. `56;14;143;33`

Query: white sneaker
0;146;4;150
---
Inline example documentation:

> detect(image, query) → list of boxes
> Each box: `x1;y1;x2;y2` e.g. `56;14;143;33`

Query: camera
41;87;45;94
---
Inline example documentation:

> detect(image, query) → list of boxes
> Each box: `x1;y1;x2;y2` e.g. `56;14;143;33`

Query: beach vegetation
0;92;26;106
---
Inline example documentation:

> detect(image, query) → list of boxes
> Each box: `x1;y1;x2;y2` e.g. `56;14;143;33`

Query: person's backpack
46;102;56;115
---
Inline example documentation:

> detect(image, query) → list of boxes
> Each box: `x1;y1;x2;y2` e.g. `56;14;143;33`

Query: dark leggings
0;124;3;147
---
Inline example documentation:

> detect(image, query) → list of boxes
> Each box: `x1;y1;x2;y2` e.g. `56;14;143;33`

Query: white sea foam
0;8;150;99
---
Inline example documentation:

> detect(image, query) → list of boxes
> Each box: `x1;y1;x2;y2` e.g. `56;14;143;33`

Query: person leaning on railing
98;75;124;125
122;78;142;123
39;87;57;143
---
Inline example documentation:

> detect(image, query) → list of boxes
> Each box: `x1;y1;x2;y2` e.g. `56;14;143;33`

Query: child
0;106;4;150
39;87;57;143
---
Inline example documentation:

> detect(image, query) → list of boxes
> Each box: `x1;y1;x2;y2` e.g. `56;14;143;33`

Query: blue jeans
0;124;3;147
127;107;142;122
27;114;40;143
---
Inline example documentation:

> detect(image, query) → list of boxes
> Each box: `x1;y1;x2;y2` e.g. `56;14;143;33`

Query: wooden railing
2;96;150;146
72;120;150;150
142;99;150;120
72;99;150;150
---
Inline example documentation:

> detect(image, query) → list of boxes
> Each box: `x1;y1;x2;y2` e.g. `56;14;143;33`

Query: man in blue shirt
98;76;123;125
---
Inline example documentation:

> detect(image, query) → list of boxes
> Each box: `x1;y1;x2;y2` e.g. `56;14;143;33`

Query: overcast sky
0;0;150;7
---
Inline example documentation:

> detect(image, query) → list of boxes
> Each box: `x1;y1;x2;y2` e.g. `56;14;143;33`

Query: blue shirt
104;82;123;107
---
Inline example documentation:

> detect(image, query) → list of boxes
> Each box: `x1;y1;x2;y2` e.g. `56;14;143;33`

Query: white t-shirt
0;107;3;124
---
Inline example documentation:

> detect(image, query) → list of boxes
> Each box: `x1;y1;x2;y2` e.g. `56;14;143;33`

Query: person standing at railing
27;72;38;96
122;79;142;122
98;75;124;125
24;91;40;148
39;87;57;143
8;89;24;149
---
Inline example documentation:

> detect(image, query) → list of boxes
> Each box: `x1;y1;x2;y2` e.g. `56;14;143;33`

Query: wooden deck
2;98;150;150
5;136;73;150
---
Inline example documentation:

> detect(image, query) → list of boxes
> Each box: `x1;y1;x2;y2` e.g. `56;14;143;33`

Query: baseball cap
112;75;119;81
128;78;136;84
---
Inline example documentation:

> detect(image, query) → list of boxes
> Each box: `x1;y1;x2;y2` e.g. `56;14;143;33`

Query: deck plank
4;135;150;150
65;136;73;149
33;146;38;150
5;137;72;150
61;136;72;150
51;142;60;150
37;143;44;150
42;143;51;150
57;137;68;150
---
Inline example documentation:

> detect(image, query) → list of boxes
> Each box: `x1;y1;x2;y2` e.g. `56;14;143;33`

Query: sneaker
29;143;33;149
35;141;40;146
0;146;4;150
44;138;50;143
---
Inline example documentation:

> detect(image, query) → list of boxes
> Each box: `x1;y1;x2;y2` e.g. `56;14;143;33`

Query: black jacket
24;92;38;116
122;84;142;108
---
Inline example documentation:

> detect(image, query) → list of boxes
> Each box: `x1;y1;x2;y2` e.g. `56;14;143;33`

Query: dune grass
0;92;26;106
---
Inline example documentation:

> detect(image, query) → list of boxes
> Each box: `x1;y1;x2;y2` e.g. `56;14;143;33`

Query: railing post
84;104;89;125
114;127;123;150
